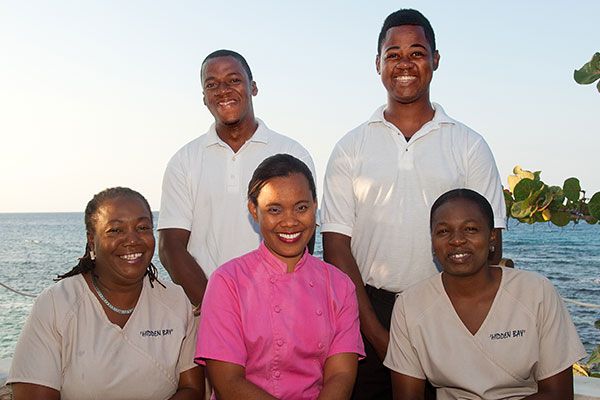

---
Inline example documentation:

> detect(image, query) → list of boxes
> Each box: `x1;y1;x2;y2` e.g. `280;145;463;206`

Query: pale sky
1;0;598;212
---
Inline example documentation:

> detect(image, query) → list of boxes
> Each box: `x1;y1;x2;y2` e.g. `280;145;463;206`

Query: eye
137;225;152;232
411;51;425;58
267;206;282;214
204;82;216;90
230;77;241;84
435;228;449;235
385;52;398;60
106;227;122;234
465;226;479;233
296;204;309;212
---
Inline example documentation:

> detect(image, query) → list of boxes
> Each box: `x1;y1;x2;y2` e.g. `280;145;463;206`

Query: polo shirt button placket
316;309;323;316
273;370;281;379
276;339;284;347
274;305;281;313
317;342;324;350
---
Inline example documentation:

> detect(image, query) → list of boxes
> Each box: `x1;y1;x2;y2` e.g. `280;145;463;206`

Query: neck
215;116;258;153
442;265;496;298
383;98;434;138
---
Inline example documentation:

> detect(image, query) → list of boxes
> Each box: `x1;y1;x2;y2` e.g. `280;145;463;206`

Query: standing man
159;49;315;308
321;10;506;399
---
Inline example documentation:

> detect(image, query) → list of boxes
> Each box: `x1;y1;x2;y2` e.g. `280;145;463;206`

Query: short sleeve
536;278;587;380
7;289;62;390
465;137;507;229
195;271;247;367
383;295;426;380
321;140;355;236
327;277;365;359
176;306;199;374
158;151;194;231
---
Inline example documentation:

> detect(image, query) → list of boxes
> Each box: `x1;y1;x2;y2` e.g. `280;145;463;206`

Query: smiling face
431;198;496;278
88;196;155;286
201;55;258;128
248;173;317;272
376;25;439;106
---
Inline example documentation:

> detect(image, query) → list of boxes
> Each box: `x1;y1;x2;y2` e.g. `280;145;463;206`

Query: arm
206;360;277;400
317;353;358;400
322;232;389;361
390;371;426;400
159;228;207;307
12;384;60;400
168;366;205;400
521;367;573;400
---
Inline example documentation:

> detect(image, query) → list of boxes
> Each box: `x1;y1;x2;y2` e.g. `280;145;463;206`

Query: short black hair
377;9;436;55
201;49;253;81
430;188;494;230
248;154;316;205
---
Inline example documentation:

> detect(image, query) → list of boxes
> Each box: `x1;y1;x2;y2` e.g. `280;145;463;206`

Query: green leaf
550;211;571;227
511;201;535;219
574;52;600;85
563;178;581;201
514;178;543;201
595;319;600;330
588;192;600;219
588;345;600;365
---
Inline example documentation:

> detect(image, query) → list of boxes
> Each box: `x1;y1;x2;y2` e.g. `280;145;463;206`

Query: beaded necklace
91;274;135;315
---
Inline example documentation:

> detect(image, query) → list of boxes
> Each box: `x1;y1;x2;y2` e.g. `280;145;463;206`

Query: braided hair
56;187;164;288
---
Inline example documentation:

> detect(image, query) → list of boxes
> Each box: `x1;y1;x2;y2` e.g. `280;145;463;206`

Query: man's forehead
382;25;429;48
201;56;246;79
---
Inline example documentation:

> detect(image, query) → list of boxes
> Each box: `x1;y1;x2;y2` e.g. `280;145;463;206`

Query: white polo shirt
321;104;506;292
159;119;315;277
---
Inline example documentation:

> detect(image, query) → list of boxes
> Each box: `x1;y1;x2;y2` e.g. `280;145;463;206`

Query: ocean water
0;213;598;360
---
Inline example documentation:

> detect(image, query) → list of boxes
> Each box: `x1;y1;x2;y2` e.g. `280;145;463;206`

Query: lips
448;251;472;263
217;98;237;107
119;252;143;263
393;75;417;85
277;232;302;243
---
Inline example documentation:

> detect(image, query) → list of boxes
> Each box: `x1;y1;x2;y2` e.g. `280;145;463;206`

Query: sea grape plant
574;52;600;92
504;166;600;226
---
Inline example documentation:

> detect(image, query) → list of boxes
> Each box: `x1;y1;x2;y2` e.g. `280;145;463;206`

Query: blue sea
0;213;598;359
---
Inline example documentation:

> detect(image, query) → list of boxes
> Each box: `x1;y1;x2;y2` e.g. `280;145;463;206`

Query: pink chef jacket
196;242;365;399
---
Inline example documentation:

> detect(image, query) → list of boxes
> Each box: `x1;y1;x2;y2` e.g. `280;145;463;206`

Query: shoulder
398;274;445;319
167;134;211;166
146;278;192;316
31;275;88;325
261;126;311;156
499;267;560;310
314;256;355;289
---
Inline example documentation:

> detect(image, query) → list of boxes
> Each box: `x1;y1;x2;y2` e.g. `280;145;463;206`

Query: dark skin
159;56;259;307
324;25;502;361
160;55;315;307
390;198;573;399
12;197;205;400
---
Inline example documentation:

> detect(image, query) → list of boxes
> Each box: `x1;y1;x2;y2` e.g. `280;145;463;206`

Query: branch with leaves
503;166;600;226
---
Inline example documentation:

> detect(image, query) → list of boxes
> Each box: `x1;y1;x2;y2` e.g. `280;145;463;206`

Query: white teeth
218;100;235;106
120;253;142;261
278;232;301;240
449;253;469;261
395;76;416;82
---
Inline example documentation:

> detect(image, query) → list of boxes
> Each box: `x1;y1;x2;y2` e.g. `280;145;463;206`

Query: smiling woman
6;187;204;400
195;154;365;400
384;188;588;400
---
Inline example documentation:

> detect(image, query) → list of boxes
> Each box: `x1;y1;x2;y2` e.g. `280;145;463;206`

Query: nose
449;231;466;245
124;229;142;245
395;55;414;69
280;210;299;227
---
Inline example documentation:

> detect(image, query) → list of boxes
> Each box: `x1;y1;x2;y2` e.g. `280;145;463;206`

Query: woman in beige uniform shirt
384;188;586;400
8;187;204;400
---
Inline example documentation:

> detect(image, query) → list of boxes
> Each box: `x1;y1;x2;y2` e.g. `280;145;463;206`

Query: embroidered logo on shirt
140;329;173;337
489;329;526;340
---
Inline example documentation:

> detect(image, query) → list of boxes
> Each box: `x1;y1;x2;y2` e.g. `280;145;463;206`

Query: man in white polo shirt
158;49;315;308
321;9;506;399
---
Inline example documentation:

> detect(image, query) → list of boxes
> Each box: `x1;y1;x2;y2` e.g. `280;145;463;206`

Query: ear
489;227;497;245
248;200;258;222
202;93;207;106
86;232;95;252
251;81;258;96
375;54;381;75
433;50;440;71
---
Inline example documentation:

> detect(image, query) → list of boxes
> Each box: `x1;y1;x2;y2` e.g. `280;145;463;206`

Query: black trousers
352;285;436;400
351;285;396;400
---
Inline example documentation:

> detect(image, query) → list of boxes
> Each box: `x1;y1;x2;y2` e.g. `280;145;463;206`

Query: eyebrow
384;43;428;52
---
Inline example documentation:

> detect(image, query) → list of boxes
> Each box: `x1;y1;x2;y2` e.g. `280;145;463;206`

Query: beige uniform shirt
384;267;587;400
8;274;197;400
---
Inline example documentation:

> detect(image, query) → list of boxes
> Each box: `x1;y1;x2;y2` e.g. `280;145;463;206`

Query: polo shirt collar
204;118;271;148
368;102;455;128
258;241;309;274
